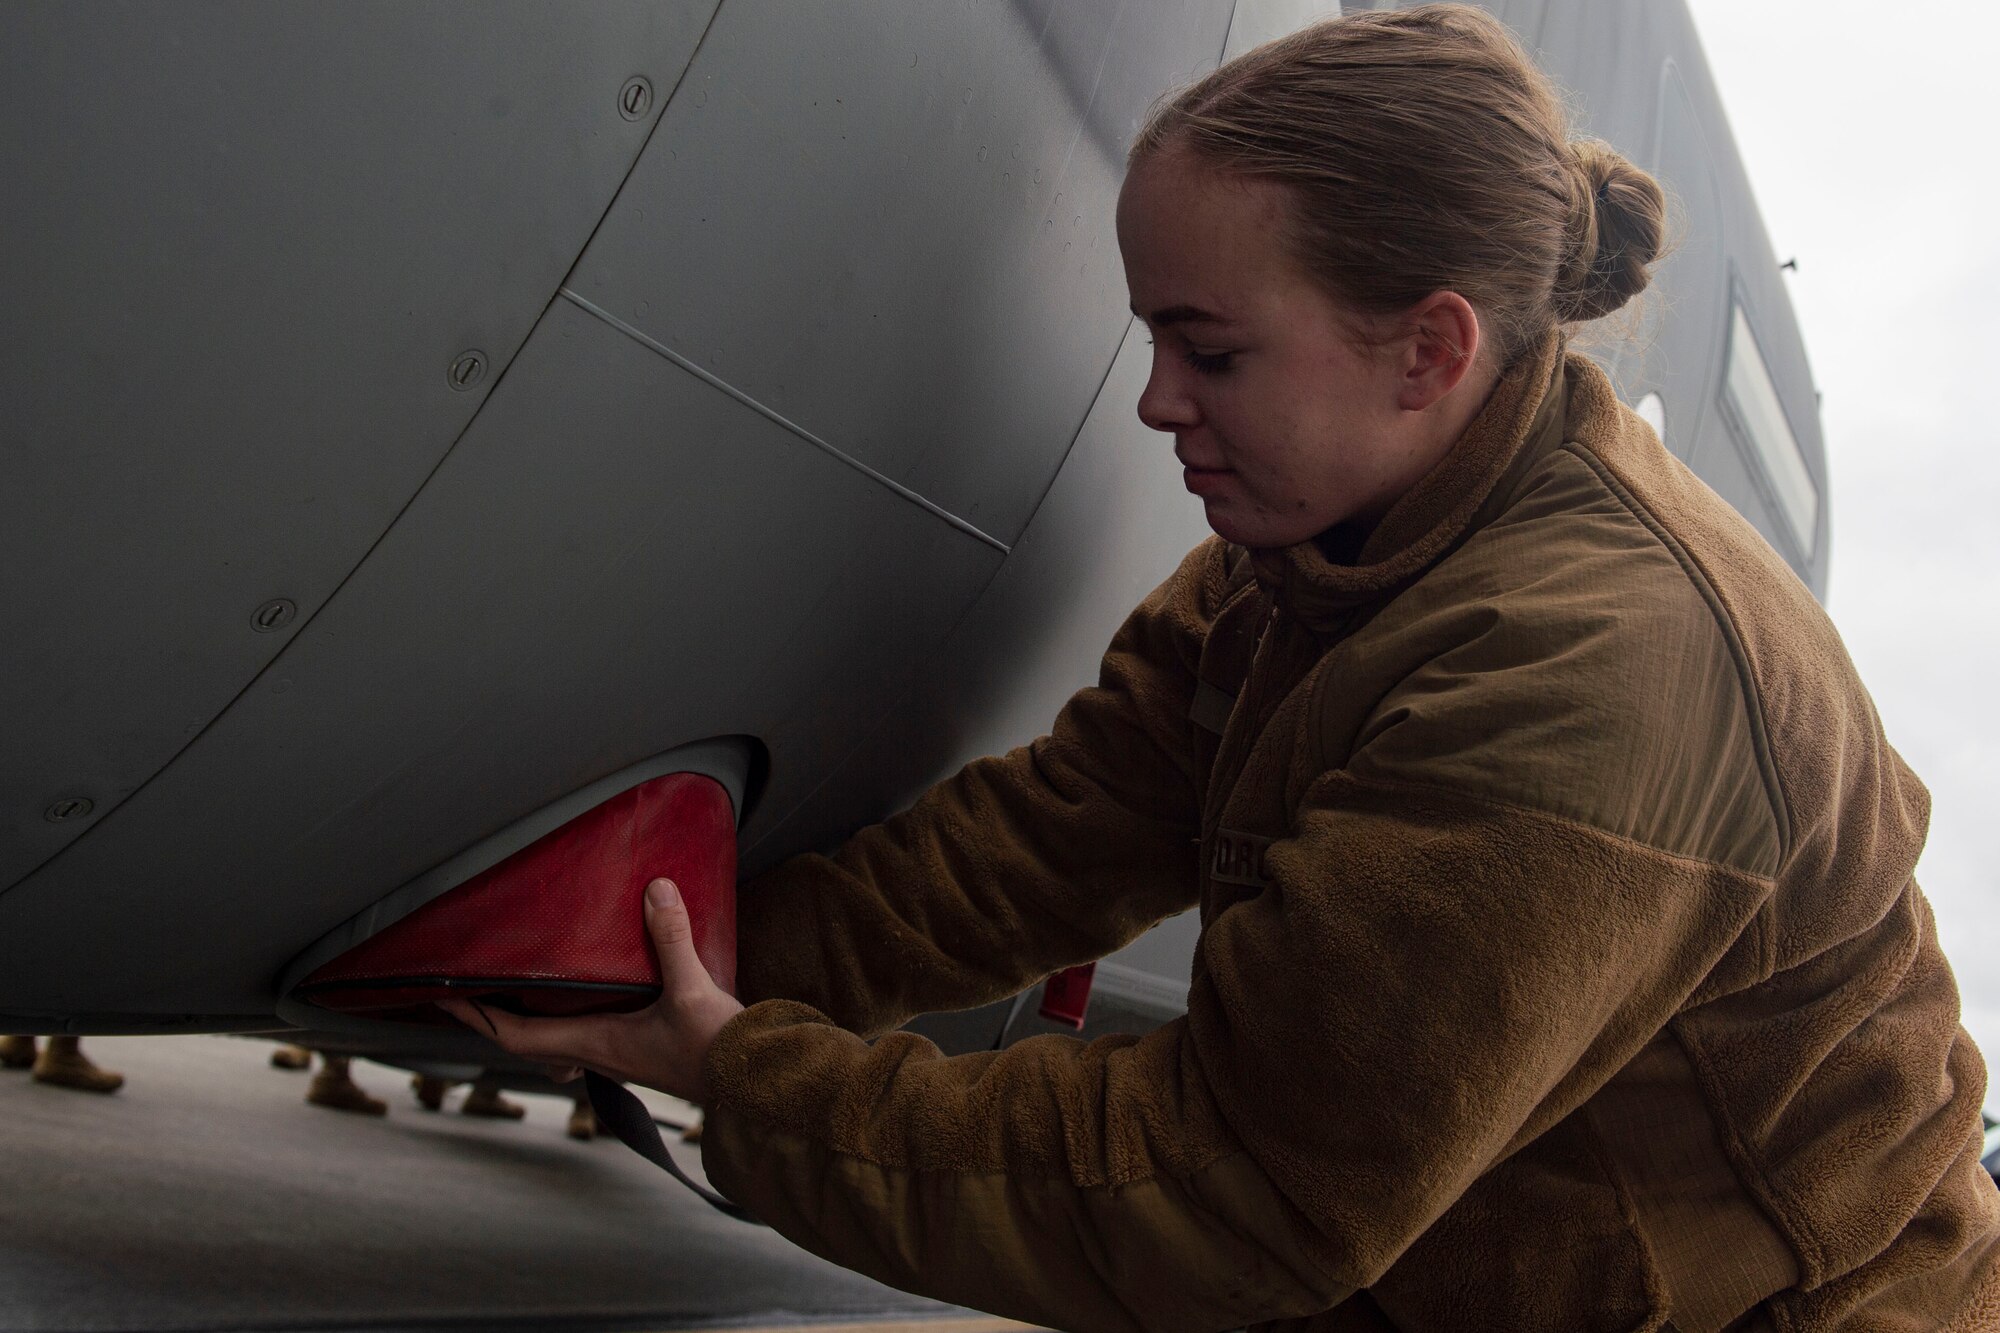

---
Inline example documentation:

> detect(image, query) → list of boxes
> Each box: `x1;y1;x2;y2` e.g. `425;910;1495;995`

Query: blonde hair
1131;4;1665;362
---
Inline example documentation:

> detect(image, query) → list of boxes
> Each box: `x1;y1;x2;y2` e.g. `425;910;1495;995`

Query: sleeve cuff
702;996;836;1113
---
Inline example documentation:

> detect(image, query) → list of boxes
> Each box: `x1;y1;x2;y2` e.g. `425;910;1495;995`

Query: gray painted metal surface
565;0;1228;548
1;1;716;887
1225;0;1345;59
2;0;1242;1027
749;321;1210;866
1;297;1002;1018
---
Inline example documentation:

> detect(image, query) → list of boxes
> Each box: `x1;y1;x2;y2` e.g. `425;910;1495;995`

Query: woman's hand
439;877;744;1104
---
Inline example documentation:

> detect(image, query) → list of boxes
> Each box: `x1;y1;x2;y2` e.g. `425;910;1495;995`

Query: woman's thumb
643;877;706;999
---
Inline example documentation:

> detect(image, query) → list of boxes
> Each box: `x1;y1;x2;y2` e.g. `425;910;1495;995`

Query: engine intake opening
291;771;736;1024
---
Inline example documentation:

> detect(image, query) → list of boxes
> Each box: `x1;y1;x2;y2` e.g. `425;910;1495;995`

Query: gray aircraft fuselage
1;0;1826;1059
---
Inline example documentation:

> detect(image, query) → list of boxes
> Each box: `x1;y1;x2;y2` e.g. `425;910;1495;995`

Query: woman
451;8;1998;1329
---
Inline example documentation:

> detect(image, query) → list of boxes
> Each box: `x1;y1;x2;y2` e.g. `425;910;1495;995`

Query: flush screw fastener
252;599;297;633
619;76;653;121
449;350;488;391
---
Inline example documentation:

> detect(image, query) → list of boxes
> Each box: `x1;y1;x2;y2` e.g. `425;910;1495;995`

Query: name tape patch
1209;829;1274;888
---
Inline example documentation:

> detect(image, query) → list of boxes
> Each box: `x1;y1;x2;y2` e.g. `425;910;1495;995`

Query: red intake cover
1038;962;1095;1030
294;772;736;1023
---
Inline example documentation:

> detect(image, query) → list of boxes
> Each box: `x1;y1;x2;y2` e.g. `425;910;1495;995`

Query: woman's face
1116;146;1472;550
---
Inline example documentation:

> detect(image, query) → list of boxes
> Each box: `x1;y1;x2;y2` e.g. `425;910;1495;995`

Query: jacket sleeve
698;609;1785;1331
701;999;1353;1333
728;536;1236;1039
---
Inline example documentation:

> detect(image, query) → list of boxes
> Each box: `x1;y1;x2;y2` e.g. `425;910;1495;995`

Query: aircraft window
1634;392;1667;446
1722;305;1819;556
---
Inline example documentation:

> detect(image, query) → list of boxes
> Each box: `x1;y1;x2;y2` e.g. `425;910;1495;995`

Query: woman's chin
1198;502;1249;546
1201;503;1317;551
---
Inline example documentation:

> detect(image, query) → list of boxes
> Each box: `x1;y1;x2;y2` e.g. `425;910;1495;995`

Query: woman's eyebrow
1132;303;1235;328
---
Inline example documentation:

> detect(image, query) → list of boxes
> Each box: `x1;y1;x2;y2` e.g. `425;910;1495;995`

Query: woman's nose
1136;355;1198;433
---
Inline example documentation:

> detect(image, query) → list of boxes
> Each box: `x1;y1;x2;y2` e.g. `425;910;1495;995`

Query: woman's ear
1395;291;1483;412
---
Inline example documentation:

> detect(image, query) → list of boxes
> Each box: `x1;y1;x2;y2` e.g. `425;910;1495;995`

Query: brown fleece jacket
699;335;2000;1332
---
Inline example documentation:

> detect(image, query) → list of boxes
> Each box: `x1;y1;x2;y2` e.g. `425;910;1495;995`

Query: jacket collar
1248;331;1568;633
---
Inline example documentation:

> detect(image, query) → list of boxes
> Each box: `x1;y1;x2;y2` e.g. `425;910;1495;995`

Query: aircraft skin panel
1522;0;1829;591
0;1;717;890
0;297;1002;1018
1680;374;1797;564
559;288;1010;553
563;0;1232;550
740;318;1214;873
1225;2;1344;62
1636;59;1730;467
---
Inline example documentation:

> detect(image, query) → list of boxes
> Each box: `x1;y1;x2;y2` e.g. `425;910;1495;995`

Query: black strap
584;1070;760;1224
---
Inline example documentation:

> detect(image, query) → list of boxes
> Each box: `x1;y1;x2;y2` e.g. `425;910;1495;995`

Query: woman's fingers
437;996;496;1039
437;997;616;1073
643;877;715;1005
425;877;737;1102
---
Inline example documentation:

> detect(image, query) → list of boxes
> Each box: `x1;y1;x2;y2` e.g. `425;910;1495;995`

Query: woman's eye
1182;348;1235;376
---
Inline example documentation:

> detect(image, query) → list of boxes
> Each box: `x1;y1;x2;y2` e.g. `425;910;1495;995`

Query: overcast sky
1680;2;2000;1085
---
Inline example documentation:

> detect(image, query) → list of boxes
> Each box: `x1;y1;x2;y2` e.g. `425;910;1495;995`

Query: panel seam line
558;288;1010;555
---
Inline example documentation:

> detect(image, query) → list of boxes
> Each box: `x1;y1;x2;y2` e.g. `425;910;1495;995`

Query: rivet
619;76;653;121
448;350;488;391
45;797;94;823
252;599;297;633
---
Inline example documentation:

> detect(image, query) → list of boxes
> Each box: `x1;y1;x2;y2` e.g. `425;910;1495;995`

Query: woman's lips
1182;465;1233;497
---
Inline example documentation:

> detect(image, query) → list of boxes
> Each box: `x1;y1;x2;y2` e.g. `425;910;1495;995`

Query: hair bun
1554;139;1666;323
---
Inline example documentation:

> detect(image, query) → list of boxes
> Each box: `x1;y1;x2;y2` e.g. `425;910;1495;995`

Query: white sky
1682;2;2000;1089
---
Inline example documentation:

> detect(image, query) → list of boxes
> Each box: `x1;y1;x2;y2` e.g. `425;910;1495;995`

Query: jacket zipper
1201;598;1287;841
